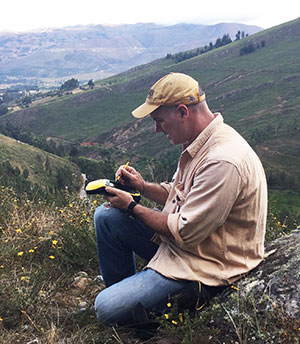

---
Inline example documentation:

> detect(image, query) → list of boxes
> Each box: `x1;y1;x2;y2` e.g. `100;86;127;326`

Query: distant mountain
0;23;262;87
1;18;299;190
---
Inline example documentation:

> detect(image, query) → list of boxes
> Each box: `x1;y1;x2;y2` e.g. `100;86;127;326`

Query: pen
116;161;130;181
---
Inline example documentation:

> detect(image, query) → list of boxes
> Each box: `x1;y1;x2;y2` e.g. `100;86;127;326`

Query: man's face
150;106;184;145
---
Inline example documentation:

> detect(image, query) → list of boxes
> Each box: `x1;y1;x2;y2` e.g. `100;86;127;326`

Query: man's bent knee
94;289;135;326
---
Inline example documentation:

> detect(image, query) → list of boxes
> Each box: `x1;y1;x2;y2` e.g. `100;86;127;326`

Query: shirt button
172;199;176;203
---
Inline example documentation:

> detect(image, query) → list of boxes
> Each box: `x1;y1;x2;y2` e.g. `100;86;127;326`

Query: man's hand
115;165;145;193
115;164;169;205
105;185;173;239
104;186;133;210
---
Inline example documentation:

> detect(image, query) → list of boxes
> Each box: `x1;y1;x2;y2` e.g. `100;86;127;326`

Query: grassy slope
1;18;300;182
0;134;81;190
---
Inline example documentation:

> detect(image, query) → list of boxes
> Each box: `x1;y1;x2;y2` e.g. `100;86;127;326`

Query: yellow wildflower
0;317;3;322
49;230;54;235
0;265;4;269
93;200;98;205
52;240;58;245
167;302;172;307
48;255;55;260
28;249;35;253
164;314;169;319
16;228;22;233
69;203;73;208
178;313;183;323
172;320;178;325
17;251;24;256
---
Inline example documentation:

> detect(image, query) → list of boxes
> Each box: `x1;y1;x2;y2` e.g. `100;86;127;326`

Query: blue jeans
93;204;192;325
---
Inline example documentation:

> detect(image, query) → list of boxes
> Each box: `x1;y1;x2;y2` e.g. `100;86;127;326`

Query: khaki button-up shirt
147;114;268;286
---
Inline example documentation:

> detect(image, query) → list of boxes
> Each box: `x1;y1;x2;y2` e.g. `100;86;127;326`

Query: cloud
1;0;299;32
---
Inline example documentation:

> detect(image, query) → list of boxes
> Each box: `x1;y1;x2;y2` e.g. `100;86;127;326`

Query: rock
78;301;87;308
237;228;300;318
72;272;92;290
204;228;300;343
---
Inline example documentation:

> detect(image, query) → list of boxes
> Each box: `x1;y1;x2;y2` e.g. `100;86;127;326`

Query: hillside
0;133;82;198
0;22;261;87
0;18;300;189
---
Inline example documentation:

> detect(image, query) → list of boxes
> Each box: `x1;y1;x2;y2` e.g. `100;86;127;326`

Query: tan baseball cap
132;72;205;118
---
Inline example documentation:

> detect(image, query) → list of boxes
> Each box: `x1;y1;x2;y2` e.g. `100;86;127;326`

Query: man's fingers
121;167;132;178
105;186;117;195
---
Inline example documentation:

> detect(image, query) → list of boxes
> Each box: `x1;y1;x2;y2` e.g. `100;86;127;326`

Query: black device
85;179;141;203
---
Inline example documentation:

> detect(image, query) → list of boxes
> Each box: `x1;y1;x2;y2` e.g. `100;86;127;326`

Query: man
94;72;267;326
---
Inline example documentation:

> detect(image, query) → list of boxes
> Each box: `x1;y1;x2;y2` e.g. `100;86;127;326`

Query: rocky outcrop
202;229;300;344
153;229;300;344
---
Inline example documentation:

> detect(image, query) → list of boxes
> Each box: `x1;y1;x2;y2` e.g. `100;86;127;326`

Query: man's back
148;114;268;285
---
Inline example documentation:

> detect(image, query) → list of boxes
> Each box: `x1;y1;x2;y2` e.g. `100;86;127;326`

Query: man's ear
177;104;189;119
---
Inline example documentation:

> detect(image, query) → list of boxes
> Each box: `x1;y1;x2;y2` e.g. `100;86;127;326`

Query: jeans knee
94;204;128;236
95;204;125;222
94;204;111;223
94;290;132;326
94;292;113;325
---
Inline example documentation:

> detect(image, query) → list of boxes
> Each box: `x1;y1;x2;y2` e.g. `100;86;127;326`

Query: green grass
0;134;82;196
0;186;299;343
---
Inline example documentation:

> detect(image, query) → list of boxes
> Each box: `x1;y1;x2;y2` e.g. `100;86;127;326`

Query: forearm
132;203;173;239
142;182;169;205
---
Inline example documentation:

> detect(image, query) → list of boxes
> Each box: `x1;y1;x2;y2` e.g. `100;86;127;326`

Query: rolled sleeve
160;181;172;194
167;160;243;248
167;213;183;245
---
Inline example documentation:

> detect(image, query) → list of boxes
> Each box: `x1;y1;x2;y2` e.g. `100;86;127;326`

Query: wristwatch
127;201;138;218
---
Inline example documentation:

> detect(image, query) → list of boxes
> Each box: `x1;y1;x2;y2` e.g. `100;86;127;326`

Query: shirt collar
185;113;223;158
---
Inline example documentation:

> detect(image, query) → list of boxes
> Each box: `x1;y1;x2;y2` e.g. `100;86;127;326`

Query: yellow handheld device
85;179;141;203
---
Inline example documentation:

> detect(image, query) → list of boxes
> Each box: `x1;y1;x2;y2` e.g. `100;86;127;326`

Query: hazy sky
1;0;299;33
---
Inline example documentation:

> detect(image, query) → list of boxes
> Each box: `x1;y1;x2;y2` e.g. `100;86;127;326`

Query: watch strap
127;201;138;218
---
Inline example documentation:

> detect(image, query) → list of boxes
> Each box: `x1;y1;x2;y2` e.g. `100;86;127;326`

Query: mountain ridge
1;17;300;189
0;22;262;87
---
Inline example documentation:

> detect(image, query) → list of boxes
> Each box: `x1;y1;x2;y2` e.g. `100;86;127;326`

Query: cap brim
132;102;160;118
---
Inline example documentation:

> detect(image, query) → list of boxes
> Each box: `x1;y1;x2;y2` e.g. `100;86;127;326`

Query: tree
215;38;222;48
22;96;32;106
60;78;79;91
221;34;232;45
235;30;241;40
88;79;95;89
240;41;256;55
0;104;8;116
